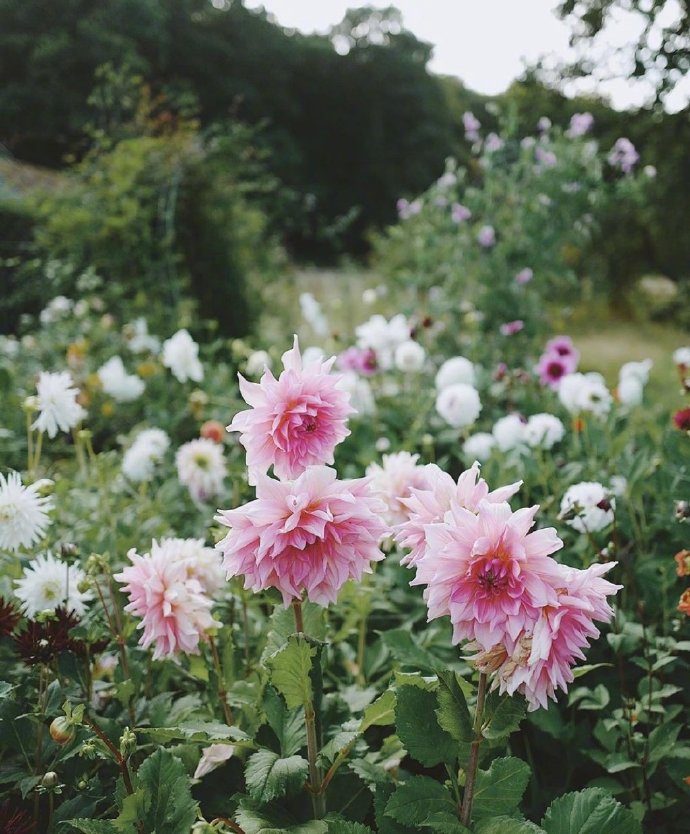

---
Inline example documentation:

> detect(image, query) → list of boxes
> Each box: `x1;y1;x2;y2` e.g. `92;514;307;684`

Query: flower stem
208;634;234;726
292;598;326;819
460;672;488;827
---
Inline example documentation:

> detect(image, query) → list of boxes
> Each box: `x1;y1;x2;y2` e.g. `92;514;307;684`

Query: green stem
208;634;234;726
460;672;488;827
292;598;326;819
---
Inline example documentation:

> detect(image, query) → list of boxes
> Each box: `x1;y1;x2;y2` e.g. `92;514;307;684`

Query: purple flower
397;198;423;220
477;225;496;248
545;336;580;367
484;132;504;153
537;116;552;133
451;203;472;223
500;320;524;336
536;354;570;388
514;267;533;285
337;346;377;376
434;195;449;208
463;111;481;142
535;146;557;168
608;138;639;174
567;112;594;138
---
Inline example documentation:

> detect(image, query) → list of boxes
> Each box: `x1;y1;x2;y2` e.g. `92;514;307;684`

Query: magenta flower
115;546;219;659
412;500;564;650
228;336;355;484
215;466;387;606
545;335;580;365
337;346;377;376
477;225;496;248
514;268;533;285
395;462;522;567
500;320;524;336
535;353;570;388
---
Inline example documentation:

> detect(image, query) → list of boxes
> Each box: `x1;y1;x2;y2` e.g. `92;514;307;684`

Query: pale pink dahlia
365;451;431;527
395;462;522;567
473;562;621;710
228;336;355;485
215;465;387;606
114;545;219;659
412;500;564;650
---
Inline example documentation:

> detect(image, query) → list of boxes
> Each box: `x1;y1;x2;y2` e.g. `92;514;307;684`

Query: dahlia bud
675;501;690;521
41;771;59;788
119;727;137;758
49;716;74;746
200;420;225;444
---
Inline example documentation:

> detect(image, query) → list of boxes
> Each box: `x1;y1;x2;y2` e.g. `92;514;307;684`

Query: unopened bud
119;727;137;758
675;501;690;521
41;771;59;788
49;716;74;746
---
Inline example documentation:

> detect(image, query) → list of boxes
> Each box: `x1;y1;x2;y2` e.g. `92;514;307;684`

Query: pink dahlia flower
412;500;564;651
395;462;522;567
337;346;378;376
215;465;387;606
500;320;524;336
365;451;432;527
474;562;621;710
228;336;355;484
114;545;219;659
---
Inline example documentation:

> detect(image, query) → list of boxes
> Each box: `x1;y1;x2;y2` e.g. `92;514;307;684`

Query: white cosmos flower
524;413;565;449
560;481;615;534
127;318;160;354
435;383;482;428
162;329;204;383
0;335;19;357
462;432;495;462
245;350;272;376
150;538;226;596
122;428;170;483
435;356;476;389
355;314;409;370
97;356;145;402
394;340;426;372
14;552;93;617
617;375;644;406
299;292;329;337
366;451;429;526
31;371;86;438
492;414;527;452
0;472;53;552
336;371;375;416
673;347;690;367
176;438;227;502
39;296;73;325
619;359;652;385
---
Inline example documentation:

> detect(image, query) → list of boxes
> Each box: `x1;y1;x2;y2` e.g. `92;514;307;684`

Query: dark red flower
674;408;690;431
0;597;21;637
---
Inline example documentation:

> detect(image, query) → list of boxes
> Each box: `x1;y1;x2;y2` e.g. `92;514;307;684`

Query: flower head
229;336;354;485
366;452;431;527
524;413;565;449
395;340;426;373
558;373;612;416
115;543;219;659
14;552;92;618
338;346;377;376
451;203;472;223
477;225;496;248
492;414;527;452
463;432;496;462
436;357;476;390
355;314;410;370
674;408;690;432
435;383;482;428
122;428;170;483
567;112;594;138
0;472;53;552
608;137;639;173
31;371;86;438
176;438;227;502
148;537;226;596
162;329;204;383
500;320;524;336
215;466;387;606
560;481;615;533
515;268;533;285
97;356;145;402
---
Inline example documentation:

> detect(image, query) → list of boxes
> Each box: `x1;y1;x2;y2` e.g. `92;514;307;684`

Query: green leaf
245;749;309;803
436;673;473;744
0;681;13;700
381;629;442;672
137;748;198;834
541;788;642;834
472;757;530;820
326;821;374;834
235;798;328;834
360;689;396;732
67;822;119;834
474;818;545;834
647;722;681;764
396;685;457;766
263;687;306;757
266;635;316;709
263;602;326;660
483;695;526;741
137;721;252;746
385;776;456;826
420;811;471;832
375;783;414;834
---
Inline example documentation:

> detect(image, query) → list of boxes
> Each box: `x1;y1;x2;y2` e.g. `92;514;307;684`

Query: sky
242;0;690;112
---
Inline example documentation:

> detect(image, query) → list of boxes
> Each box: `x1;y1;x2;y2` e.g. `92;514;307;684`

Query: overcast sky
243;0;690;112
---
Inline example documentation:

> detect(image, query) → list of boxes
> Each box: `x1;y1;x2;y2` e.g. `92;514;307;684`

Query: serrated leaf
360;689;396;732
68;822;119;834
263;602;327;660
396;685;457;766
647;722;681;764
348;758;394;787
137;748;198;834
541;787;642;834
381;629;442;672
474;817;545;834
137;721;252;746
472;757;530;820
385;776;456;826
375;783;414;834
326;821;374;834
263;687;306;757
235;797;328;834
483;696;526;741
245;749;309;803
436;673;473;744
421;811;471;832
267;635;315;709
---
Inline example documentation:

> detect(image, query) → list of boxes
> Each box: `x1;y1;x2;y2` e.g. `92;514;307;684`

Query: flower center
475;558;510;595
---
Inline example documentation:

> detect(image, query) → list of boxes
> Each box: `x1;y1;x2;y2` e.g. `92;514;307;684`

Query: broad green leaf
421;811;471;832
263;602;326;660
0;682;14;700
326;821;374;833
374;783;415;834
572;663;613;679
483;695;526;741
235;797;328;834
381;629;442;672
245;749;309;803
385;776;456;826
541;787;643;834
436;672;473;743
348;758;394;787
137;748;198;834
472;757;530;820
647;722;681;764
474;817;545;834
68;822;119;834
360;689;396;732
396;685;457;766
263;686;306;757
266;635;316;709
137;720;251;746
